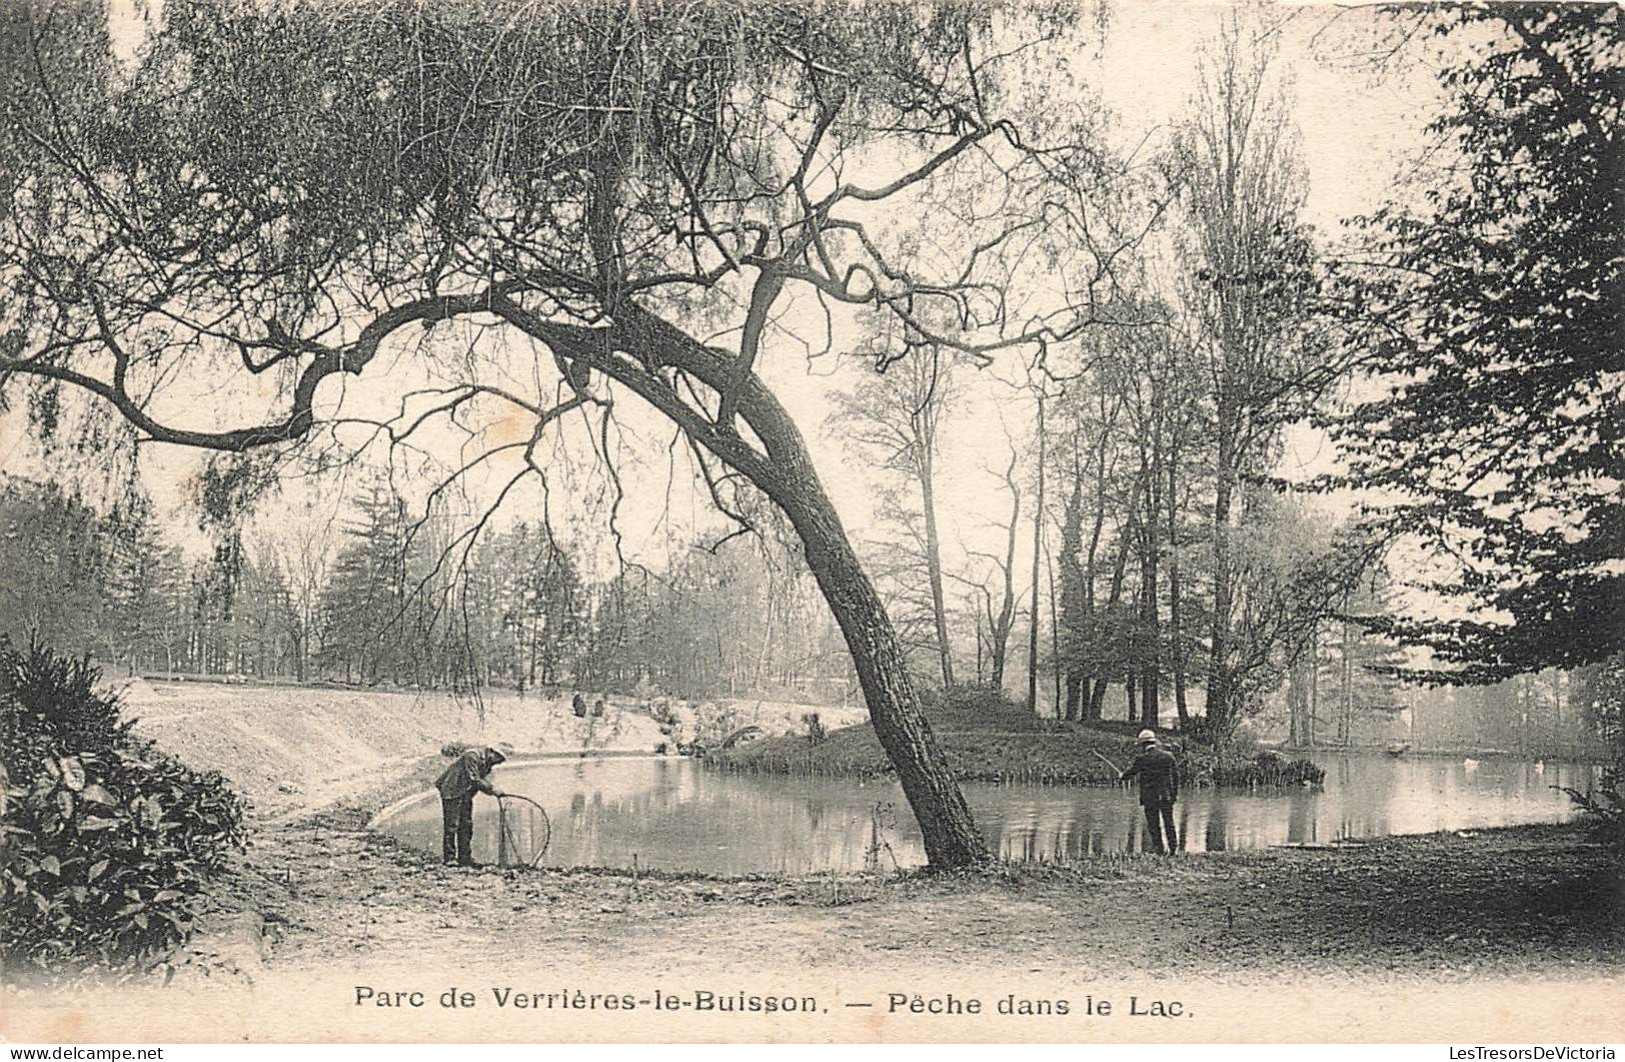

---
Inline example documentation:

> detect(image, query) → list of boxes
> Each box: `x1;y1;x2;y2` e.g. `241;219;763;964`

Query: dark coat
435;747;505;800
1121;744;1179;806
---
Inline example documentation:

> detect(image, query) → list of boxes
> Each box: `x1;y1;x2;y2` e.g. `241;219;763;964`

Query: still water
375;754;1600;875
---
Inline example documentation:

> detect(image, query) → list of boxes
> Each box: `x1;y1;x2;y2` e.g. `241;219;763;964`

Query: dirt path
239;812;1620;983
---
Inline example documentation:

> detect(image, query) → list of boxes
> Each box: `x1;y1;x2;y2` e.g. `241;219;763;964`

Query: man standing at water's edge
1120;730;1180;854
436;746;509;867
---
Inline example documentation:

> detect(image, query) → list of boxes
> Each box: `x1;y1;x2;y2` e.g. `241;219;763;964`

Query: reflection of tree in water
379;755;1589;872
864;803;903;873
1286;790;1316;844
1004;824;1043;862
1202;801;1226;853
975;793;1082;862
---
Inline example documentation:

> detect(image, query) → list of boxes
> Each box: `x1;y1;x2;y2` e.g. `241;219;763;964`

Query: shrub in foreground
1561;758;1623;853
1;642;246;977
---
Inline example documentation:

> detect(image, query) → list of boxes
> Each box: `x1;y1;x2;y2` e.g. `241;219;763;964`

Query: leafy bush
1180;712;1249;750
1558;656;1624;851
1179;745;1326;788
1;641;246;976
1561;761;1624;853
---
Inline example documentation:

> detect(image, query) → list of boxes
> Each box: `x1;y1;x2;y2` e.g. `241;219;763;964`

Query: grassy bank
706;692;1324;788
120;681;666;816
121;681;871;818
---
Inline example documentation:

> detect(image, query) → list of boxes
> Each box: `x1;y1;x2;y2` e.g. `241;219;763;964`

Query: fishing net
495;794;552;868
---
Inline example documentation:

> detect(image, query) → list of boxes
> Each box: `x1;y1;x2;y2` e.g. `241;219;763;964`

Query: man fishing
436;745;510;867
1118;729;1180;854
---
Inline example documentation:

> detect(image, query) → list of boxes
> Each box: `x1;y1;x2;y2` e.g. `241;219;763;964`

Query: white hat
1136;729;1156;742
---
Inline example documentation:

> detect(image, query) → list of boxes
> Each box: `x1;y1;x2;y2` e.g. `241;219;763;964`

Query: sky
0;1;1452;598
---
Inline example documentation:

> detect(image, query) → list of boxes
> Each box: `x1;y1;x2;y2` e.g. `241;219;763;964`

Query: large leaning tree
0;0;1137;867
1326;5;1624;683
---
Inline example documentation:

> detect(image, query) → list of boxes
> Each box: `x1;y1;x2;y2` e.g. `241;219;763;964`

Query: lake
374;753;1602;875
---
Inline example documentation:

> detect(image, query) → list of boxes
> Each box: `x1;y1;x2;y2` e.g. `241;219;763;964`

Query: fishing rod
1091;749;1127;778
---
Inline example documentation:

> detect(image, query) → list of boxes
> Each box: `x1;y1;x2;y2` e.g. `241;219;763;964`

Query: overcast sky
0;1;1449;592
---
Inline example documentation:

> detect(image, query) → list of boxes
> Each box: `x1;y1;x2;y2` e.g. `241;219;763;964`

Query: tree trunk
1340;606;1354;746
785;480;987;867
1139;461;1160;731
1287;655;1301;747
1287;649;1311;747
1306;623;1319;747
521;300;986;868
1027;390;1046;713
1048;549;1062;718
920;454;955;690
989;615;1010;690
1088;531;1132;721
1166;445;1189;728
1080;425;1111;721
988;462;1021;693
1207;420;1237;736
1058;464;1086;722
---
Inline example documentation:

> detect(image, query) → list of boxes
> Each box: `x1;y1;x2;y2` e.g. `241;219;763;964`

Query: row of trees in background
836;14;1393;743
1401;666;1620;759
837;328;1419;746
0;477;854;701
830;7;1621;759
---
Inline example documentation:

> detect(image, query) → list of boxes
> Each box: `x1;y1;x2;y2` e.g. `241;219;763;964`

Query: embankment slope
122;681;664;817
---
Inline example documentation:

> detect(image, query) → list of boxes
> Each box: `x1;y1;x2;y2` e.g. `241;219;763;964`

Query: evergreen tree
319;486;411;684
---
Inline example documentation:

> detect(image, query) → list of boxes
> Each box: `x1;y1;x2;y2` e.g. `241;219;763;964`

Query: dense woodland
0;1;1618;863
1;468;1613;757
0;476;855;700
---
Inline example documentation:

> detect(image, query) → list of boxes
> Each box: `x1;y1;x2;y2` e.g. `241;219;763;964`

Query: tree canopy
1327;5;1624;683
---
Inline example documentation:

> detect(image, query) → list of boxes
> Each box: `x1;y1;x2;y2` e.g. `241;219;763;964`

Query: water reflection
375;754;1600;876
1204;799;1227;853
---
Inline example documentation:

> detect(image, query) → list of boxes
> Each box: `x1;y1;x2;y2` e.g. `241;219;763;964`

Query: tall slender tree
1172;11;1329;737
831;339;960;690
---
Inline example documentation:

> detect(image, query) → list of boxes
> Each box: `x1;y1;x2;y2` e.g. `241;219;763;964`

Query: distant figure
591;697;606;718
1120;729;1179;854
571;692;587;718
435;746;508;867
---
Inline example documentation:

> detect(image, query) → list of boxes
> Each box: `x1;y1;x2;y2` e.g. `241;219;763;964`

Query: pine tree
319;486;411;683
